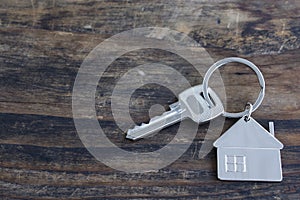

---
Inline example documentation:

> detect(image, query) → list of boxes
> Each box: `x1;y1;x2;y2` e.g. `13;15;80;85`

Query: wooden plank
0;0;300;199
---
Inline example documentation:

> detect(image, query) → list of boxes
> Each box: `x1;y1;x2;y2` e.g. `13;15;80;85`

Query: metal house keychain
126;57;284;182
202;57;284;182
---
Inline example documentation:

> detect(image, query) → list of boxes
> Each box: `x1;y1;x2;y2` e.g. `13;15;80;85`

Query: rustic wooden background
1;0;300;199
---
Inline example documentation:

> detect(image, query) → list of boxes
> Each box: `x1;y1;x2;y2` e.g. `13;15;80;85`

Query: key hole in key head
200;92;216;106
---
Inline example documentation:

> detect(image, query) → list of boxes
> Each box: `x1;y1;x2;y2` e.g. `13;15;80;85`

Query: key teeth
131;126;139;131
149;116;159;122
128;122;148;133
150;111;170;122
135;125;143;129
130;111;172;131
127;108;179;139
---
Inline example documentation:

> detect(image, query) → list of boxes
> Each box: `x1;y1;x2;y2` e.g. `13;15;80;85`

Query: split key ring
202;57;265;118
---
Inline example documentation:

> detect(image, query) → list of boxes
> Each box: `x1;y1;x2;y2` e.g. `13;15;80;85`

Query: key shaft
126;102;183;140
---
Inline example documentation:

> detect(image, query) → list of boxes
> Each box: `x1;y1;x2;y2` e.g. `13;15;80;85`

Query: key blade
126;103;183;140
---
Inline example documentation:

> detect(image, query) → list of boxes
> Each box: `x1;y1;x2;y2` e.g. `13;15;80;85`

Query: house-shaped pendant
214;117;284;181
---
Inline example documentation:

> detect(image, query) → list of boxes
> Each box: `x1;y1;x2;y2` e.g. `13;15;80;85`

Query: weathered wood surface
0;0;300;199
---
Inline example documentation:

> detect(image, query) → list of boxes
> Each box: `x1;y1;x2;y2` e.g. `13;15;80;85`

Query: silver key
126;85;224;140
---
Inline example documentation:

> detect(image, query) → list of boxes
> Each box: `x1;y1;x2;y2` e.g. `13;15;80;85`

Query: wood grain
0;0;300;199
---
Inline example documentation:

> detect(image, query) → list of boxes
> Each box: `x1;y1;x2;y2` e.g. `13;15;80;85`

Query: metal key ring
202;57;265;118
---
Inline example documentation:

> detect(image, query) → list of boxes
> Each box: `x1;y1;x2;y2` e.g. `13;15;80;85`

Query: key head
179;85;224;123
